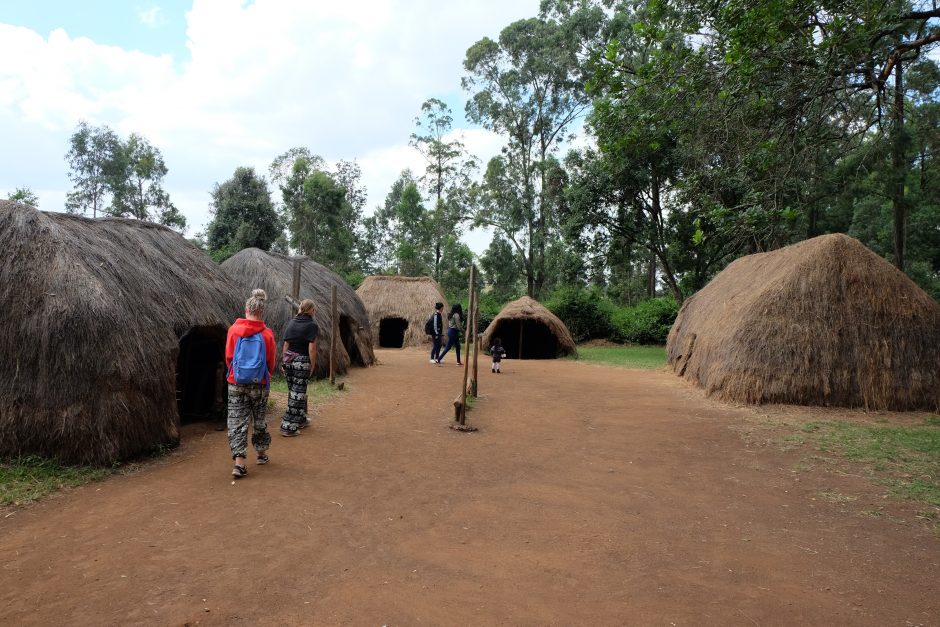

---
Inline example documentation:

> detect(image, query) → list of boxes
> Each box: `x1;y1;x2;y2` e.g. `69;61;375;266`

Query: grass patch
802;416;940;507
269;376;343;403
572;345;666;369
0;456;113;507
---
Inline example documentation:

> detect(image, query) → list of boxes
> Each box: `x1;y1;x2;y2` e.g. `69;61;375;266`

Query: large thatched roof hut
481;296;577;359
220;248;374;377
0;201;243;464
667;233;940;410
356;276;448;348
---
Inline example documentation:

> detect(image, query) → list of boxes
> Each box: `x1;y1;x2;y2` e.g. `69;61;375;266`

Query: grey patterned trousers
280;356;311;434
227;383;271;459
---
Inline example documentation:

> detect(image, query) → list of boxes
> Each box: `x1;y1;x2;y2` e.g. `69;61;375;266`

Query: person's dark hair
435;302;444;310
493;337;502;346
450;303;463;317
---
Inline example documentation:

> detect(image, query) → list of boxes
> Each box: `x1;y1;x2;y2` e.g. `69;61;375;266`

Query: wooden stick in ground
458;265;476;425
329;284;337;386
471;285;480;397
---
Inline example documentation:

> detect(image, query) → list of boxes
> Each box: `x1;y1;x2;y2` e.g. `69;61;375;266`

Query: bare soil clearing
1;348;937;626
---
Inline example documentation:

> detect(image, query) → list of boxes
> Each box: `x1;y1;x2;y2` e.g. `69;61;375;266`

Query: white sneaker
430;359;437;363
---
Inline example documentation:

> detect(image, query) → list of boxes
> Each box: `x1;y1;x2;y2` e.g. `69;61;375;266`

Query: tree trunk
647;253;656;298
892;60;907;271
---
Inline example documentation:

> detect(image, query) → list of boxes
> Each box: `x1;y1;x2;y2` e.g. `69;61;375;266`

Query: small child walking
490;337;507;373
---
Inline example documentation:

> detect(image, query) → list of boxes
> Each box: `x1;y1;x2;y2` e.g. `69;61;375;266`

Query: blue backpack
230;333;267;384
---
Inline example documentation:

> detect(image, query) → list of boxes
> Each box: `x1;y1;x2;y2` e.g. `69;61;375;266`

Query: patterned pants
227;383;271;459
280;356;311;434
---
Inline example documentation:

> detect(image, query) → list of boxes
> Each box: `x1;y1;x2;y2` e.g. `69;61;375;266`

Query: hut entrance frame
378;317;409;348
176;325;227;423
493;319;560;359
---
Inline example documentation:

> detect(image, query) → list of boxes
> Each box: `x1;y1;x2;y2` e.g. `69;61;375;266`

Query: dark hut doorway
378;317;408;348
494;320;560;359
176;325;226;423
339;315;365;365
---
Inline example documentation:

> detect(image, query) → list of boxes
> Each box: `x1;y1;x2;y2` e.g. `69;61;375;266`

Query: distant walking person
226;289;277;479
490;337;506;373
280;299;319;437
428;302;445;363
437;303;464;366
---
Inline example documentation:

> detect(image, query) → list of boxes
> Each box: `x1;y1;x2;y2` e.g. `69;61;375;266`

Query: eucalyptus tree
462;3;604;298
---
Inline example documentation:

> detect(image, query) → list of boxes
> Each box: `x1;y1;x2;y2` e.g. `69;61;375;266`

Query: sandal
232;464;248;478
256;454;269;465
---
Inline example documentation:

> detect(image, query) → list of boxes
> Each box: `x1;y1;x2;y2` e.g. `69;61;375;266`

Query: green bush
611;297;679;345
545;287;616;343
475;293;505;334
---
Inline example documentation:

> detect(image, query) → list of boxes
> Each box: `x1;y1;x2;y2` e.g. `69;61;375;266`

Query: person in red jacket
226;289;277;479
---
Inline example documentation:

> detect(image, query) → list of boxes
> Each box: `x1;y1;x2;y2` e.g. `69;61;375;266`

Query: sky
0;0;545;253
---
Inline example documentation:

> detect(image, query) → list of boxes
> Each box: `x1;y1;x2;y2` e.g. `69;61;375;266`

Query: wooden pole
518;320;524;360
330;284;337;386
458;265;476;425
291;258;302;314
471;283;480;398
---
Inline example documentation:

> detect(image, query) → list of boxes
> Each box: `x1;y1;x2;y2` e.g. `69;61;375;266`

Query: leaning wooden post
458;265;476;425
329;284;338;386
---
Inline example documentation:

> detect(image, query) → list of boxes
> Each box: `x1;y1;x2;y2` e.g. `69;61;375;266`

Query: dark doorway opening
492;319;560;359
378;317;408;348
339;315;365;365
177;325;226;423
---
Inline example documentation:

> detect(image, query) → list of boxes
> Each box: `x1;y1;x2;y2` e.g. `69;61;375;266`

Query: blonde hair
299;299;316;316
245;289;267;316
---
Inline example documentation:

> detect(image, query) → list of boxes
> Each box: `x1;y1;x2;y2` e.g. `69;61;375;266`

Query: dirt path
1;349;937;626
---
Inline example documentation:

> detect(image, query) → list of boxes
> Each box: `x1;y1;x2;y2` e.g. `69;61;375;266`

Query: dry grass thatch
355;276;449;348
481;296;577;359
220;248;375;377
667;233;940;410
0;201;244;464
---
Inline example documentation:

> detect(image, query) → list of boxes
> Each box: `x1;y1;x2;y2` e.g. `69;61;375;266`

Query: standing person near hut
279;299;319;437
436;303;464;366
490;337;506;373
226;289;277;479
428;302;445;364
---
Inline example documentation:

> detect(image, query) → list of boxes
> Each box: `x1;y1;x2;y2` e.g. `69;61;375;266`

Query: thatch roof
667;233;940;410
220;248;374;377
355;276;448;347
0;201;243;464
481;296;577;359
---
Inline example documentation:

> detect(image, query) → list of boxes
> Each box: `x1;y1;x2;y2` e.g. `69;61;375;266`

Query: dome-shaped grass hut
667;233;940;410
481;296;577;359
355;276;449;348
220;248;374;377
0;201;243;464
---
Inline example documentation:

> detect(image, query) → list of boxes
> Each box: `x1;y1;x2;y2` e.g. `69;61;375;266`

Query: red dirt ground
1;348;938;626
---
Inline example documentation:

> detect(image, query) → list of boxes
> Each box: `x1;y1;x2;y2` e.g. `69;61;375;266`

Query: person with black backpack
225;289;277;479
426;302;444;364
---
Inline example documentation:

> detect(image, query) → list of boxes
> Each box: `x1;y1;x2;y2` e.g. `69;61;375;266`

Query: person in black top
279;299;319;436
490;337;506;373
429;302;444;364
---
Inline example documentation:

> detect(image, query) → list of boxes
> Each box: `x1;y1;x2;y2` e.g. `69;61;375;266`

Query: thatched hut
481;296;577;359
355;276;448;348
220;248;374;377
0;201;242;464
667;233;940;410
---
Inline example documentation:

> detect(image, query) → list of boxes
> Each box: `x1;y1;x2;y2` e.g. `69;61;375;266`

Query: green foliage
0;455;111;506
6;186;39;207
475;292;505;334
206;167;281;261
64;122;183;230
545;287;617;342
344;270;365;290
610;297;678;345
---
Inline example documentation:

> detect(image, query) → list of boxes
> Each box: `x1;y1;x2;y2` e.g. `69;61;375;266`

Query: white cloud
138;6;163;28
0;0;543;255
